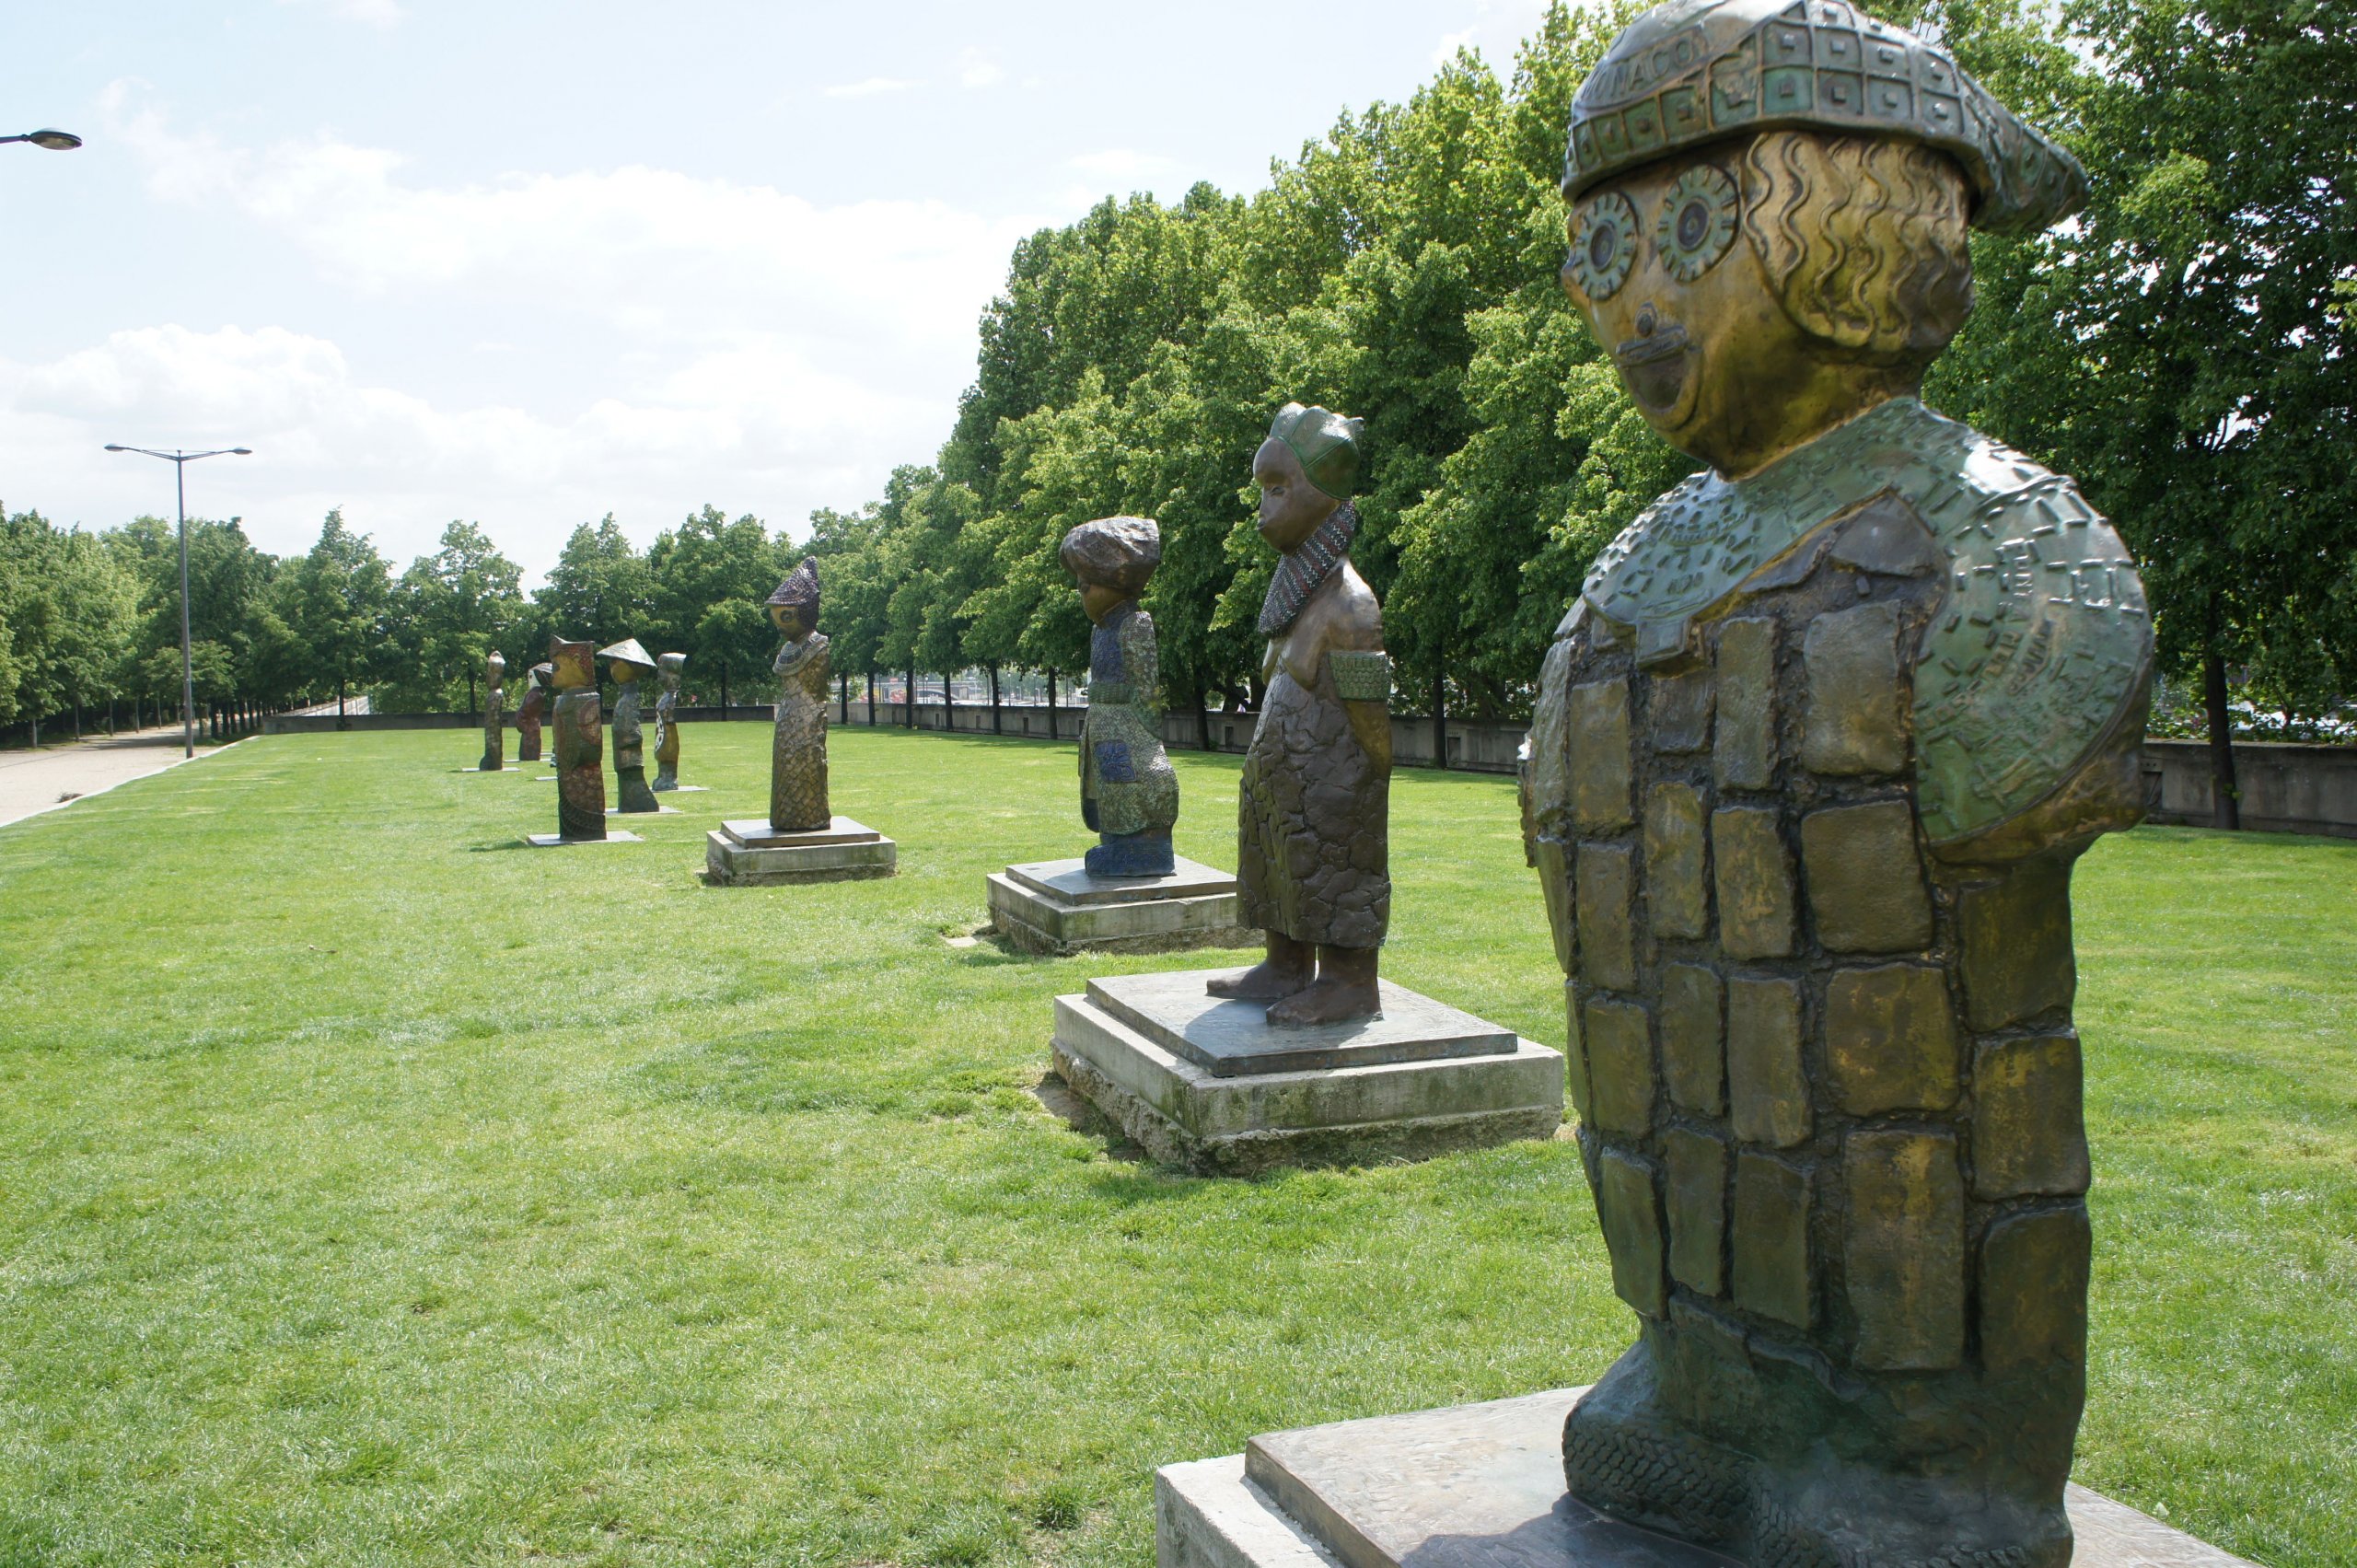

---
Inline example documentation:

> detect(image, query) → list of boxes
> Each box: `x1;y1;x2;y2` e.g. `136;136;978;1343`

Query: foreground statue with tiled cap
1526;2;2152;1563
1062;517;1179;877
1208;403;1393;1028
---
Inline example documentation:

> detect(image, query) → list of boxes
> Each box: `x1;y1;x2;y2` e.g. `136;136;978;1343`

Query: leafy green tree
398;521;523;713
291;508;395;717
533;515;654;655
646;505;784;709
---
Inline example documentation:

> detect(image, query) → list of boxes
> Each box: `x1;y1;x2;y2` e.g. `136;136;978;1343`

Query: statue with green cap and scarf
1207;401;1394;1028
1523;2;2153;1564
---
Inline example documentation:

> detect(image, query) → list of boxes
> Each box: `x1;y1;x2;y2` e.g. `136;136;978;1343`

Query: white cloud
822;75;919;99
1434;27;1478;63
43;91;1060;570
278;0;407;28
958;50;1005;89
2;323;934;574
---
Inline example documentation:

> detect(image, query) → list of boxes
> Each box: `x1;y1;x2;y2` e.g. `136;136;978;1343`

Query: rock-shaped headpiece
1060;517;1163;597
1562;0;2087;235
657;651;686;680
766;556;820;614
1269;403;1364;501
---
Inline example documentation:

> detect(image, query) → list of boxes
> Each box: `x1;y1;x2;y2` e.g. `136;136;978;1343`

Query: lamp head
104;444;125;452
27;131;82;152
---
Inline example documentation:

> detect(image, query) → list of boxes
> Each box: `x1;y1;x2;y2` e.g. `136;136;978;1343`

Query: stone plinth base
704;816;897;885
1156;1389;2258;1568
1051;969;1562;1175
524;830;643;848
989;857;1255;956
610;804;681;816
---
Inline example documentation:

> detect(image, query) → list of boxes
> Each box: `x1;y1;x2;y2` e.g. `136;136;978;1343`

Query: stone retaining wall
266;706;2357;838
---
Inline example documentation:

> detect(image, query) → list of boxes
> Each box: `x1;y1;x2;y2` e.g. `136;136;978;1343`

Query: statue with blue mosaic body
1525;3;2153;1564
1062;517;1180;878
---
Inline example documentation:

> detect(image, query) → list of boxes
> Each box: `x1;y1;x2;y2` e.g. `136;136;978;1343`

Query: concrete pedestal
1050;969;1562;1174
704;816;897;885
524;830;643;848
989;857;1256;956
1156;1389;2258;1568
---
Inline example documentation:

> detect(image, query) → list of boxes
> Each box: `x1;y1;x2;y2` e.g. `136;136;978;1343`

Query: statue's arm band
1329;651;1392;704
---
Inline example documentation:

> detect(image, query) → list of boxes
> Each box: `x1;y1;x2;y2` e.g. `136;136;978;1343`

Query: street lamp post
104;446;252;758
1;130;82;151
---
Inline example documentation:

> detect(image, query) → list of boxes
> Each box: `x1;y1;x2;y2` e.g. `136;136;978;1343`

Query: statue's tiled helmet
1563;0;2087;234
1269;403;1364;501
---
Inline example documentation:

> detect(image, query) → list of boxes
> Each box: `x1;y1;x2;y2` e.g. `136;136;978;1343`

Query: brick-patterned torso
552;689;605;842
1524;399;2151;1566
770;633;831;832
1083;604;1179;839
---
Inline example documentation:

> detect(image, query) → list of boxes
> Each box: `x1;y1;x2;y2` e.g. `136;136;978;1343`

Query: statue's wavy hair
1739;131;1975;370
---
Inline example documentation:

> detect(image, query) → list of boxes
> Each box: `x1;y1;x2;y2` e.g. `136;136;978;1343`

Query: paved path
0;725;233;830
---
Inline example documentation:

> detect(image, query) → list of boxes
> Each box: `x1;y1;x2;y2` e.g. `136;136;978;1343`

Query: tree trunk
1193;673;1211;752
866;670;877;726
907;665;917;729
990;662;1003;735
1434;665;1448;771
1046;668;1058;738
943;670;954;729
2203;640;2240;830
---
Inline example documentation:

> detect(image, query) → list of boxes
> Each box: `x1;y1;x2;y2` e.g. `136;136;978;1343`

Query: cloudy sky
0;0;1553;582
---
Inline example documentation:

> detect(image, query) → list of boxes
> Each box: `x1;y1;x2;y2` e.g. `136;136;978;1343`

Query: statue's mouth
1614;325;1691;415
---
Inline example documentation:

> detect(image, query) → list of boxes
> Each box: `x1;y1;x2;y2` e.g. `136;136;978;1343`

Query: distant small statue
549;637;605;841
1209;403;1392;1027
515;662;552;763
601;638;660;813
653;652;687;791
479;651;506;772
766;558;830;831
1062;517;1178;877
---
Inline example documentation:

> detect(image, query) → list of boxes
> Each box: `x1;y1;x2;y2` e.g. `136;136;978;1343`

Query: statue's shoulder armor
1903;413;2152;844
1551;401;2151;843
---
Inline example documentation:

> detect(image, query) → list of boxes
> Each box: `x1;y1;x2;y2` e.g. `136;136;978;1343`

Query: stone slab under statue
1050;969;1560;1176
704;815;897;885
1155;1391;2258;1568
987;857;1253;957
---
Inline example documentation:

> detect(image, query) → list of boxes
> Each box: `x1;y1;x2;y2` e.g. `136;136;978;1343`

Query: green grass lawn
0;724;2349;1568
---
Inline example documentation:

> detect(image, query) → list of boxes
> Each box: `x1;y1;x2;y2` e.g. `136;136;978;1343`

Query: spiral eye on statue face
1565;190;1640;302
1655;163;1738;283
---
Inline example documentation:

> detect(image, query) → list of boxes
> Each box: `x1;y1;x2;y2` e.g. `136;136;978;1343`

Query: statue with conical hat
601;638;660;813
1062;517;1178;877
515;661;553;763
1208;403;1392;1028
653;651;687;791
479;650;506;772
766;557;830;832
549;637;605;842
1526;4;2151;1563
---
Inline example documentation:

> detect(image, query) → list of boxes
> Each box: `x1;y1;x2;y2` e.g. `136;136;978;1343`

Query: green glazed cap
1563;0;2088;236
1269;402;1364;500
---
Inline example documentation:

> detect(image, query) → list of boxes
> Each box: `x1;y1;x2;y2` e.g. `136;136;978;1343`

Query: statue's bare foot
1266;976;1382;1028
1206;960;1311;1001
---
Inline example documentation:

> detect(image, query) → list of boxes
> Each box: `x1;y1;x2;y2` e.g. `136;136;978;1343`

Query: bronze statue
1209;404;1392;1028
550;637;605;841
479;651;505;772
1062;517;1179;877
1526;5;2152;1564
766;558;830;832
515;662;552;763
653;651;686;791
601;638;659;813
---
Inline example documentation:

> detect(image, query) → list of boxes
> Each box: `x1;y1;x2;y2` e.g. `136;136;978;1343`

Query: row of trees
0;502;825;738
4;2;2345;820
